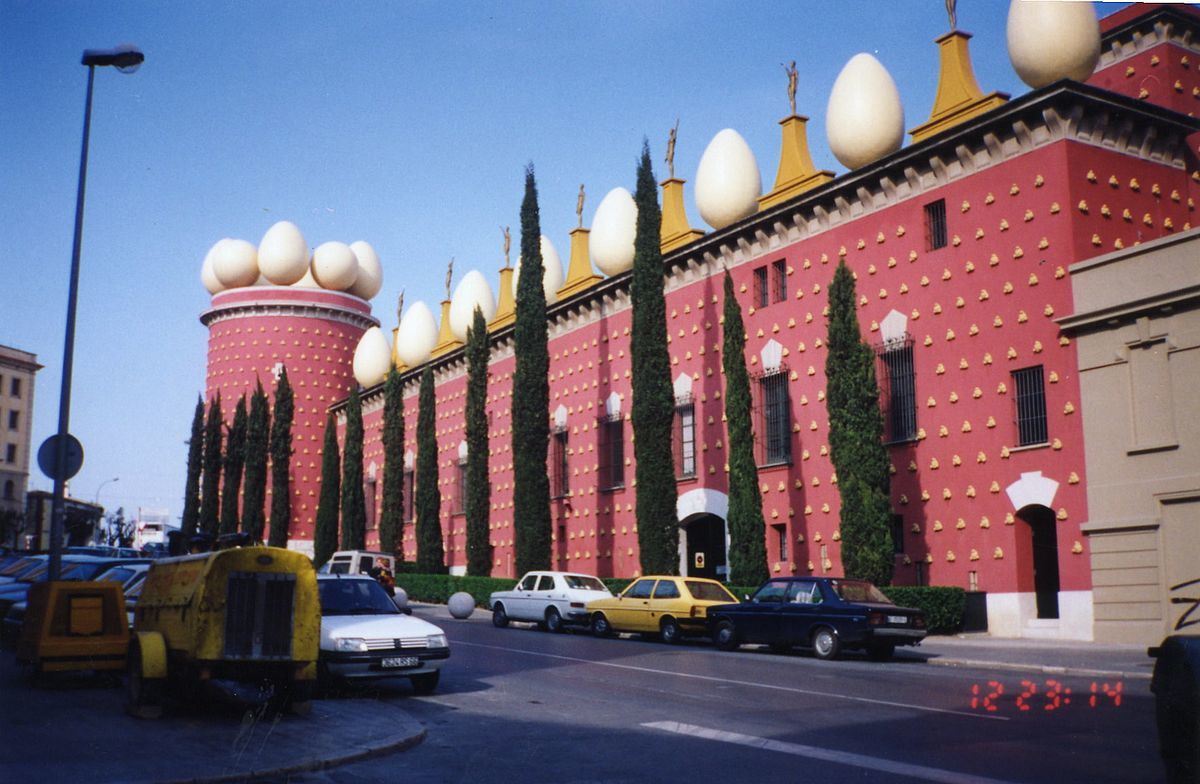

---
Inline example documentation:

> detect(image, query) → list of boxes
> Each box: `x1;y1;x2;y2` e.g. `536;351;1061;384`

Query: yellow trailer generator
16;580;129;674
127;546;318;718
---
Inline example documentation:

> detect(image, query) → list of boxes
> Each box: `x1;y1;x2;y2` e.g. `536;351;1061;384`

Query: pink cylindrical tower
200;286;378;549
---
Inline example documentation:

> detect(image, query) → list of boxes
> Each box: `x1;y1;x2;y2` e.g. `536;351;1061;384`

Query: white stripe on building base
642;721;1019;784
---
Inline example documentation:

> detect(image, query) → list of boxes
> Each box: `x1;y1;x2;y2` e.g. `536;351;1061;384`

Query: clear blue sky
0;1;1126;522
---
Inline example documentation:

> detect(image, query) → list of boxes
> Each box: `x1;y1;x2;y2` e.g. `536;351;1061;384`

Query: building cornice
199;298;380;332
1097;4;1200;70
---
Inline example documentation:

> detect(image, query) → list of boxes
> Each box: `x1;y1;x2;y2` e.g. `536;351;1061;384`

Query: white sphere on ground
392;587;409;611
447;591;475;619
827;53;904;170
1006;0;1100;88
694;128;762;230
590;187;637;276
347;240;384;300
311;241;359;291
201;242;227;294
512;235;564;304
291;267;320;288
212;238;260;288
257;221;309;285
396;300;438;366
352;326;392;387
449;269;497;341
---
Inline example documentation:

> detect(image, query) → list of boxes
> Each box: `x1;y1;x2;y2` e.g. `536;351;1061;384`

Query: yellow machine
127;546;319;718
16;581;130;673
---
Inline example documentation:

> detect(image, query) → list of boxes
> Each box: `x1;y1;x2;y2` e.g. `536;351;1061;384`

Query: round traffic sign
38;434;85;481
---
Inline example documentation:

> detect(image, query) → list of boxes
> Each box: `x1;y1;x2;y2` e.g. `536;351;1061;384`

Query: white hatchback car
489;571;613;632
317;574;449;694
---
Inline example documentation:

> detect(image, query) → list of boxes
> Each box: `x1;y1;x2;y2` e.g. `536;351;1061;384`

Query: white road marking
642;721;1019;784
454;640;1006;720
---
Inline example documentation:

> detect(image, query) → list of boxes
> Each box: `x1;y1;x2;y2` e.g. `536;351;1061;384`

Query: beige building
1060;229;1200;644
0;345;41;541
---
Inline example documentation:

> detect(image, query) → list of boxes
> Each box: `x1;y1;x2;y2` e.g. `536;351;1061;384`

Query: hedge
394;574;516;608
881;586;965;634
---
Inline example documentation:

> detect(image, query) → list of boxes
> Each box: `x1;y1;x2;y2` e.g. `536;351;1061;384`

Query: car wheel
410;671;439;695
867;641;896;662
713;619;740;651
660;617;682;645
812;627;841;661
592;612;613;638
545;607;564;634
492;603;510;628
768;641;792;655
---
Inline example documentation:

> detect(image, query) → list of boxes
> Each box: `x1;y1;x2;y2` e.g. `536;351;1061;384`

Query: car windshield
1;558;41;578
61;563;107;580
830;579;892;604
564;575;606;591
95;566;138;586
318;579;398;616
684;581;738;602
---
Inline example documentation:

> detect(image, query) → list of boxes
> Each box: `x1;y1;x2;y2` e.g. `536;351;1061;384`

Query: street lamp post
48;45;144;581
93;476;119;544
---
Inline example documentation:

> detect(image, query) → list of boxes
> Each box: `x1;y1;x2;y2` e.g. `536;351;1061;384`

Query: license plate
382;656;419;668
887;615;908;625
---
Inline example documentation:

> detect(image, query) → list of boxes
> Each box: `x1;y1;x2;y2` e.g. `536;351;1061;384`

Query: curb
926;656;1152;681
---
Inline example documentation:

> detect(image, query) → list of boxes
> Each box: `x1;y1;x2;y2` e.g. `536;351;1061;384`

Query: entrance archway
681;514;727;580
1018;505;1060;619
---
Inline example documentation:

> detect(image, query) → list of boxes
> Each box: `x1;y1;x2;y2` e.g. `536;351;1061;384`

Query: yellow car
586;576;739;644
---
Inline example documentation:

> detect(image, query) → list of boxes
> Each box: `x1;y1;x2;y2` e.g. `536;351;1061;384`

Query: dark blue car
707;576;927;661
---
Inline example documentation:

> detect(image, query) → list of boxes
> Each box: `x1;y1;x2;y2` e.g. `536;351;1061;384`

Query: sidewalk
904;633;1155;681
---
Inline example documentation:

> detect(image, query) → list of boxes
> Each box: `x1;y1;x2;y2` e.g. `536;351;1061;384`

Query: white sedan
489;571;613;632
317;574;449;694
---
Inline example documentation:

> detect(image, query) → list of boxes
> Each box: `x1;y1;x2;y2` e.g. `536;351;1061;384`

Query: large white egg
449;269;497;341
201;242;227;294
694;129;762;230
1007;0;1100;88
512;235;564;304
257;221;309;285
212;238;260;288
352;326;392;387
590;187;637;276
826;53;905;170
347;240;383;300
396;300;438;367
311;241;359;291
291;267;320;288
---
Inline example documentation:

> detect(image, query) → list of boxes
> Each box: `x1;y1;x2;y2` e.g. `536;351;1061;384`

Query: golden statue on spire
445;257;454;300
501;226;511;268
784;60;798;115
396;288;405;325
576;184;586;228
946;0;957;31
666;119;679;179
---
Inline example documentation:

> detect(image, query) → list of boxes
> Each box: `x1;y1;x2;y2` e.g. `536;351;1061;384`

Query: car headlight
335;637;367;653
426;633;447;649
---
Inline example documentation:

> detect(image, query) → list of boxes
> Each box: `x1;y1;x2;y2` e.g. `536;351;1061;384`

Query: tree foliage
341;385;367;550
242;380;270;542
465;307;492;576
180;395;204;539
630;141;679;575
313;410;341;568
267;367;294;548
722;269;768;585
199;394;223;537
826;260;894;585
380;369;405;555
415;366;446;573
219;396;248;536
512;164;551;574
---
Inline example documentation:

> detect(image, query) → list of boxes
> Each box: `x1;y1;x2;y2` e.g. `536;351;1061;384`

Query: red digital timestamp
969;679;1124;712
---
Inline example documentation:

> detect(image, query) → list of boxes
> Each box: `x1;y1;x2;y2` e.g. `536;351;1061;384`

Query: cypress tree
242;380;270;542
180;395;204;539
826;260;894;585
465;307;492;576
199;394;223;537
313;411;341;568
722;269;769;585
630;141;679;575
512;164;551;574
415;366;446;573
267;367;294;548
219;396;248;536
379;369;405;556
341;386;367;550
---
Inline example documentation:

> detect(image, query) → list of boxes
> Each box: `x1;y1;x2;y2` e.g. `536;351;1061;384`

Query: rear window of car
685;581;737;602
563;575;606;591
328;561;351;574
830;580;892;604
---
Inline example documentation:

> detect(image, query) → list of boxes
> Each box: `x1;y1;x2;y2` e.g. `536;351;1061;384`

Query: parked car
0;556;151;621
586;576;739;643
317;550;396;576
316;574;448;694
0;556;46;586
2;562;150;646
707;576;927;661
489;571;612;632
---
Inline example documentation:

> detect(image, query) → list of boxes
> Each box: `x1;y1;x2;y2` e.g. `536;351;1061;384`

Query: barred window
755;369;792;465
366;477;377;529
924;198;947;251
891;513;905;555
771;259;787;303
753;266;769;309
455;458;468;514
877;337;917;443
674;397;696;479
774;524;789;562
598;415;624;491
402;468;415;522
1012;365;1048;446
551;429;569;498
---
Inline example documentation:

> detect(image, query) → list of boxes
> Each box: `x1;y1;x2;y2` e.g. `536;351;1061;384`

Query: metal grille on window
753;266;769;309
876;337;917;443
402;470;415;522
1012;365;1048;446
771;259;787;303
674;396;696;479
456;460;467;514
598;415;624;491
924;198;947;251
755;369;792;465
891;513;905;555
224;571;295;659
551;428;569;498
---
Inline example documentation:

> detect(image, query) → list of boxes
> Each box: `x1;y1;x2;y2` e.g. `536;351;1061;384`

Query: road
273;607;1162;784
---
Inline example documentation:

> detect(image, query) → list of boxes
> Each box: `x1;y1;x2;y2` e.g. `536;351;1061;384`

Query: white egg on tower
512;235;564;304
826;53;905;171
347;240;384;300
449;270;497;341
590;187;637;276
395;301;438;367
311;241;359;291
200;241;227;295
211;238;260;288
694;129;761;230
1006;0;1100;89
257;221;310;285
352;326;393;387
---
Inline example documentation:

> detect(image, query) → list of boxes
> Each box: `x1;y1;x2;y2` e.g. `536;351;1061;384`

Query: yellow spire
557;226;602;299
759;114;833;210
489;267;516;331
660;178;704;253
431;298;461;358
390;326;407;372
909;29;1007;144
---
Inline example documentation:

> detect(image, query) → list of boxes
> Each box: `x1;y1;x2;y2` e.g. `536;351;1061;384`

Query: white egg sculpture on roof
201;241;227;294
826;53;905;170
352;326;392;387
512;235;564;304
347;240;384;300
1006;0;1100;88
212;238;260;288
449;270;497;341
257;221;309;285
590;187;637;276
694;129;761;230
311;241;359;291
395;300;438;367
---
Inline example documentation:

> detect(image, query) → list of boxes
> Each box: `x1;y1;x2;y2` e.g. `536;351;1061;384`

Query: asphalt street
269;609;1162;784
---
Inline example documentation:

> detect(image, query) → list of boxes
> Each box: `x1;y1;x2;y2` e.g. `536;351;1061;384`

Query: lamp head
82;44;144;73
